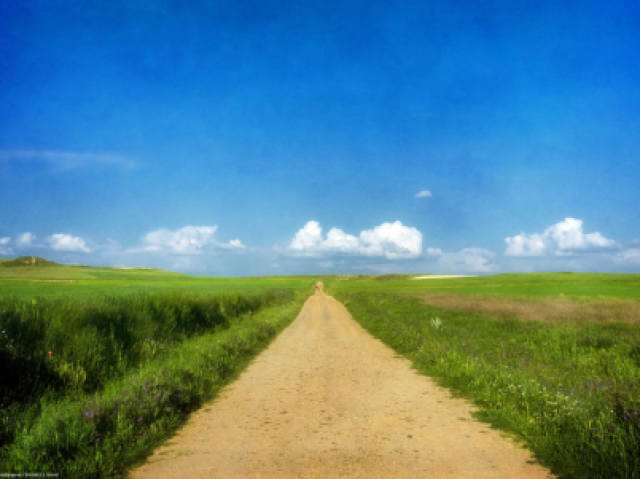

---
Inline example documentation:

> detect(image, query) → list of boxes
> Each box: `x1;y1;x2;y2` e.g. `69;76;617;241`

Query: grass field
0;259;319;300
2;259;640;477
327;272;640;300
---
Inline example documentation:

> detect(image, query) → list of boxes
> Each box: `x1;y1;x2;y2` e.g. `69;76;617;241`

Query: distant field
324;273;640;301
3;262;639;302
0;262;318;299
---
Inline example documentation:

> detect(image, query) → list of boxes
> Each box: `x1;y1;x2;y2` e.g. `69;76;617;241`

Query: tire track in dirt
129;284;554;478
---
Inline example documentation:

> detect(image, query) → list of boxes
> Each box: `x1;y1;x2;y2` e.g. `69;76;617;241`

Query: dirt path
129;284;554;478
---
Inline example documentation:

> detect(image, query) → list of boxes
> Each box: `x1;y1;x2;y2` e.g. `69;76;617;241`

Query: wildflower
48;351;52;356
138;417;142;422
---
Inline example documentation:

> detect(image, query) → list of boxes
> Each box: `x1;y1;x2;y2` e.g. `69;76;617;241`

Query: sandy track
129;286;554;478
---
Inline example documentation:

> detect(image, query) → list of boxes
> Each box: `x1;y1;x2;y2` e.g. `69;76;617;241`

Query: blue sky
1;0;639;276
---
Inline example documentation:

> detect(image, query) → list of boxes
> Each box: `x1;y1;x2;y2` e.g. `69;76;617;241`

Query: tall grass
0;289;301;475
335;291;640;478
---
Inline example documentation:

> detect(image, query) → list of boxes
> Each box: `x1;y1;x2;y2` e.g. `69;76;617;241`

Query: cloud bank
289;221;422;259
131;225;245;255
505;218;618;257
2;216;638;275
48;234;91;252
0;237;13;256
8;232;91;253
423;247;499;273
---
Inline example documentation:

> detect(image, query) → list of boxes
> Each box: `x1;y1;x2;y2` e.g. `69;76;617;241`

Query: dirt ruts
129;284;554;478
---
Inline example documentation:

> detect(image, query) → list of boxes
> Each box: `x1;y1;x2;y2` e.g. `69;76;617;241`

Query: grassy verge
0;290;308;477
1;290;293;406
333;290;640;479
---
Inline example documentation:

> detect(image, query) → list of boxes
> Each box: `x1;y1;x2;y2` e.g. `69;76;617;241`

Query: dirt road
129;285;554;478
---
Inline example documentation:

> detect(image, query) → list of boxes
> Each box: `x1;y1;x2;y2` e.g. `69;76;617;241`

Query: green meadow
0;258;317;300
2;259;640;477
328;272;640;300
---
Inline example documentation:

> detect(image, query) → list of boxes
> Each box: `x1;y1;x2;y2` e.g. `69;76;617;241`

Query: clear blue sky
1;0;639;275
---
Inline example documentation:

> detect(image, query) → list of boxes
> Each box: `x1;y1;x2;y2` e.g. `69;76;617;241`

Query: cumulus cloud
48;234;91;252
415;190;432;198
289;221;422;259
426;247;442;256
290;221;323;250
438;248;498;273
613;248;640;265
16;232;36;248
505;218;618;256
0;237;13;256
132;225;245;255
505;233;546;256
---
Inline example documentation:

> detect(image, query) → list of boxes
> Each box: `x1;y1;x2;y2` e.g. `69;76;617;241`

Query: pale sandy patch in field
412;275;478;279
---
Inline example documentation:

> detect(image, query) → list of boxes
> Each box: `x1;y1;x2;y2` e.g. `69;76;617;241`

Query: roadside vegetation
0;274;311;476
331;289;640;478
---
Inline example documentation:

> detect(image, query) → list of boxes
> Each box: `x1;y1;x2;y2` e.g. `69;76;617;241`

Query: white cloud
505;218;617;256
613;248;640;265
424;247;499;274
505;233;546;256
0;150;135;172
290;221;324;250
0;237;13;256
16;232;36;248
226;239;245;249
132;225;244;255
48;234;91;252
415;190;432;198
456;248;498;272
546;218;616;249
289;221;422;259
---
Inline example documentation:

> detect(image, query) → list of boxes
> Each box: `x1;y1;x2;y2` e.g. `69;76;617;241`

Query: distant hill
1;256;60;267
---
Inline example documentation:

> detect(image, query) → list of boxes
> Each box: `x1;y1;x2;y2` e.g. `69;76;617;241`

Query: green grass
0;262;319;300
0;290;308;477
331;289;640;478
327;273;640;301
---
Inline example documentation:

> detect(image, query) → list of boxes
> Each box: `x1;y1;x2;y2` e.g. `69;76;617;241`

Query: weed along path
129;284;554;478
